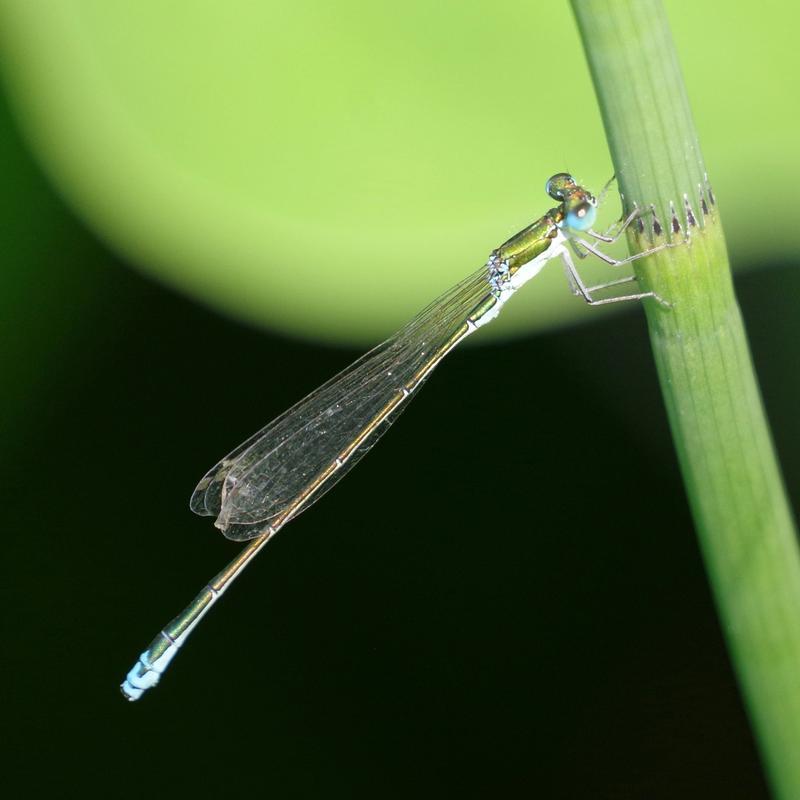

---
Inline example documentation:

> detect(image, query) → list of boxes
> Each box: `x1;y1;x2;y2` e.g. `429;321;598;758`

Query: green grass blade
571;1;800;795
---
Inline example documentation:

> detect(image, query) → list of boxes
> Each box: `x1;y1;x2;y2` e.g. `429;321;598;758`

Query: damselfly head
547;173;598;231
546;172;578;201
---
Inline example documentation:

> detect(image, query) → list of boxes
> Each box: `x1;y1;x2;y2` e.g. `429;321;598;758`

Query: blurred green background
1;1;797;797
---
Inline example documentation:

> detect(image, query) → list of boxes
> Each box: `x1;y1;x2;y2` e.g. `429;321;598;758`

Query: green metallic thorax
495;207;563;274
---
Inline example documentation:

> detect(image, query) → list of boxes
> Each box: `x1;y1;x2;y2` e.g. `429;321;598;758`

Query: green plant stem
571;1;800;795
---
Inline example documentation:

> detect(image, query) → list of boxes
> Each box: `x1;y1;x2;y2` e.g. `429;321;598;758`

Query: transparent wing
190;262;495;541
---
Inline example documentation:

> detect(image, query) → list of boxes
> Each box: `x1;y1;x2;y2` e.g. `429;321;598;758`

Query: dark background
3;91;799;797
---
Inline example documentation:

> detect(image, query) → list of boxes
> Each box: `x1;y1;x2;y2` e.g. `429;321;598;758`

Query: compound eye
546;173;576;200
565;201;597;231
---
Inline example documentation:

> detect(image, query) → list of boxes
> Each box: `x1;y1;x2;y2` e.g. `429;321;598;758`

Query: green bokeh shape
0;0;798;343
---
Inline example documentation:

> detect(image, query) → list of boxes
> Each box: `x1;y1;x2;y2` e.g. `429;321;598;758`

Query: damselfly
121;172;672;700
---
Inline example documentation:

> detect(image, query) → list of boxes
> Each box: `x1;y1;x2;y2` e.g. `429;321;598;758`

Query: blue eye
565;203;596;231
